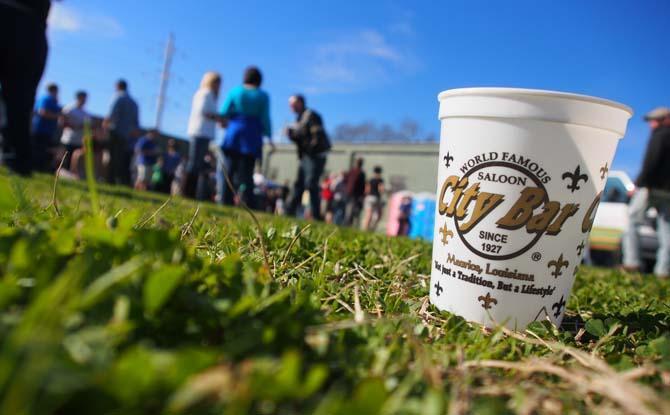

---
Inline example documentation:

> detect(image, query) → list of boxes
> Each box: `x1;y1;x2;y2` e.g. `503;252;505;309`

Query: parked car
589;170;658;270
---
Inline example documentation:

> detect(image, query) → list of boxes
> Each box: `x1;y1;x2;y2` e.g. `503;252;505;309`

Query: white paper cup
430;87;632;329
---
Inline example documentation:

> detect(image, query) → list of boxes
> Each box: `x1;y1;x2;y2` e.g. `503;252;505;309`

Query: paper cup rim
437;87;632;114
438;87;633;136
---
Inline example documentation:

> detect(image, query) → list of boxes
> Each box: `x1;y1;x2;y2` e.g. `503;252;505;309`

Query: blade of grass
219;164;271;276
45;151;67;217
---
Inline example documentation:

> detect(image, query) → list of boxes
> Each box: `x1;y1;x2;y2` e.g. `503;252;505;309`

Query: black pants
217;150;255;208
0;6;48;176
106;131;131;186
31;131;55;172
183;137;211;200
159;172;175;194
287;155;327;220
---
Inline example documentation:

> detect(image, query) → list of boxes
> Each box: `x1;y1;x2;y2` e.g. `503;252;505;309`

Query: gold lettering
439;175;576;237
546;204;579;235
448;177;469;216
526;201;560;233
438;175;459;215
455;181;479;219
496;188;545;230
582;192;602;233
459;193;504;233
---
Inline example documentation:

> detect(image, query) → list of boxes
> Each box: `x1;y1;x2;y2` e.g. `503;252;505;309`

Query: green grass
0;170;668;415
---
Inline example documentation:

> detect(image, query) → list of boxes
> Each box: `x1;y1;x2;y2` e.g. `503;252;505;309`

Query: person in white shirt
184;72;222;200
60;90;89;171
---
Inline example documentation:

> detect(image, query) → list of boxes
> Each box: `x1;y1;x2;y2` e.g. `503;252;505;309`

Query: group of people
5;78;182;193
181;67;325;213
183;67;273;205
318;159;389;231
0;0;405;235
291;159;388;232
181;67;401;232
2;52;399;232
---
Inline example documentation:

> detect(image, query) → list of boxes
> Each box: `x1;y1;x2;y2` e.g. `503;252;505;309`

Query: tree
331;119;437;142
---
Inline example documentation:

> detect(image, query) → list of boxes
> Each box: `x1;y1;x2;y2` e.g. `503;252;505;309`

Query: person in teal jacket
217;66;273;207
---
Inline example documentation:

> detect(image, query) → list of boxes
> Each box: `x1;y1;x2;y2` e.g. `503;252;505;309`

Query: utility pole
154;33;175;130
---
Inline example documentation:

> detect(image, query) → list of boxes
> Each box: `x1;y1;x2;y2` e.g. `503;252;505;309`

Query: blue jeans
186;137;211;200
288;154;327;220
332;199;346;225
623;188;670;276
216;150;256;208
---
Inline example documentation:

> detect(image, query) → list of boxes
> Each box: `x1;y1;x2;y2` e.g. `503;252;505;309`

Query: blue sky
43;0;669;177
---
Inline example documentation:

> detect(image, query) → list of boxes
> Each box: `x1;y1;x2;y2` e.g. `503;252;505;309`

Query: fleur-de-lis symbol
576;241;585;256
434;281;443;297
439;223;454;246
599;162;609;180
443;152;454;168
552;295;566;319
562;165;589;193
478;292;498;310
547;254;569;278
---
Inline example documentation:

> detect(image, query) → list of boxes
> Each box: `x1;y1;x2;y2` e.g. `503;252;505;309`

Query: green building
262;142;440;194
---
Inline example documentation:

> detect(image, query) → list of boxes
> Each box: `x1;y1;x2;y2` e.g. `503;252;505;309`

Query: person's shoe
655;274;669;279
618;265;640;273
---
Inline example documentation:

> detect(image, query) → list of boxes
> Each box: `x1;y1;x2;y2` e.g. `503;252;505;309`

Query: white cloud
48;3;81;32
315;30;402;63
304;29;416;94
48;3;124;38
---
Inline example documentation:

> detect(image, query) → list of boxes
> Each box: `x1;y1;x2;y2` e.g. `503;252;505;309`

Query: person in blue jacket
31;83;61;171
217;66;273;208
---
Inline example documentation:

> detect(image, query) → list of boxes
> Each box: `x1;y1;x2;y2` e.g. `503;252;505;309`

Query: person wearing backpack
285;94;331;221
